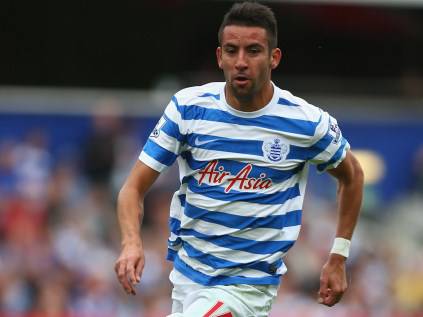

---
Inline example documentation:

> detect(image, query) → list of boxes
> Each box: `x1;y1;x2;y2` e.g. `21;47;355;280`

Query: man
114;2;364;316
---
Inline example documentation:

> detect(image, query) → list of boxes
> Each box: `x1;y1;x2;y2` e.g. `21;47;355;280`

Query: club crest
262;137;289;162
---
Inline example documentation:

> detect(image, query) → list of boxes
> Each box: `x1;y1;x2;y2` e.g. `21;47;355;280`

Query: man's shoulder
273;86;323;122
173;82;225;105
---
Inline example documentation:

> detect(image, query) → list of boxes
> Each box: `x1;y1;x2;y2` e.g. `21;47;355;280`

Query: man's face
217;25;281;101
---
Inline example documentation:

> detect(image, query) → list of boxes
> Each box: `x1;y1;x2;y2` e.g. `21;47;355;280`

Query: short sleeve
139;97;185;172
309;112;350;172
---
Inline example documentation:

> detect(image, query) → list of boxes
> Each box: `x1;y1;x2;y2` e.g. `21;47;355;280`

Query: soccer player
114;2;364;316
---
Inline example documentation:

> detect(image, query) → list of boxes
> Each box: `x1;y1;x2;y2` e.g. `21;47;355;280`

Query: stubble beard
228;79;256;103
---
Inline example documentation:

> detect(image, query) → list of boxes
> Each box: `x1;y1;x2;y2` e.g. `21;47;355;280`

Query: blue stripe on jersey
287;131;334;161
167;248;177;261
187;177;300;205
182;241;283;274
181;151;305;183
184;202;301;230
316;137;348;172
178;194;186;206
161;114;184;142
199;92;220;100
187;133;260;156
277;97;300;107
169;217;181;234
180;228;295;254
142;139;178;166
174;253;280;286
171;96;319;136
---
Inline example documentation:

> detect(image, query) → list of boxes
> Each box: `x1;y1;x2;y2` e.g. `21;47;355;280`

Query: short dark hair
218;1;278;50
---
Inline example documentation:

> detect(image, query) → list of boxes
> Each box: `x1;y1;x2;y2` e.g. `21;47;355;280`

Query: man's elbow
117;183;143;209
117;185;127;206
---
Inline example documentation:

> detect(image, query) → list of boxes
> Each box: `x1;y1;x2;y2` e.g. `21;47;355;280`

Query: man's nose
235;51;248;70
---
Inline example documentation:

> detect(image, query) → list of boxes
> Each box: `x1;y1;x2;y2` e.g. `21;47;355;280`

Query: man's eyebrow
222;42;264;48
222;43;237;47
247;43;265;48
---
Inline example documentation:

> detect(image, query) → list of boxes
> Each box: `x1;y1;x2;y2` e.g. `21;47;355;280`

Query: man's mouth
233;75;250;85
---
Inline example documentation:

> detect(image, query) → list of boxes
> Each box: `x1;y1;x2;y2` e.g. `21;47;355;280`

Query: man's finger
317;288;331;306
114;260;121;275
331;288;344;305
117;260;133;294
325;290;337;306
320;288;344;307
135;258;144;283
318;275;329;303
126;259;137;285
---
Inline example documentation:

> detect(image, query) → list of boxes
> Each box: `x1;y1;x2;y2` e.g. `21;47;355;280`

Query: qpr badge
262;137;289;162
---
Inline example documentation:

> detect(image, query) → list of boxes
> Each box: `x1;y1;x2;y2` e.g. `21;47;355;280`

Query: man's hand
114;242;144;295
317;253;348;306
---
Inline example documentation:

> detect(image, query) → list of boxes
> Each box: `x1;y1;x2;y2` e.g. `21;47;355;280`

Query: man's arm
318;150;364;306
114;160;160;295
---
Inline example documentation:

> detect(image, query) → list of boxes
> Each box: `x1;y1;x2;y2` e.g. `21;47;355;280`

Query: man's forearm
117;186;144;246
335;167;364;240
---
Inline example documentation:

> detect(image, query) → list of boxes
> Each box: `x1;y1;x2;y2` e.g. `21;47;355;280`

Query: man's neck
225;82;274;112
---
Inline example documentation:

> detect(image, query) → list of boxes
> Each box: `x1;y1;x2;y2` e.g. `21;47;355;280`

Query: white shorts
167;269;279;317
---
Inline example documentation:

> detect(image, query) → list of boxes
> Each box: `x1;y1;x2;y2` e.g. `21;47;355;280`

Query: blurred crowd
0;110;422;317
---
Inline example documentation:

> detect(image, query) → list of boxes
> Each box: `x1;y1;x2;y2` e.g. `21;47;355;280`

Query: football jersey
139;82;350;286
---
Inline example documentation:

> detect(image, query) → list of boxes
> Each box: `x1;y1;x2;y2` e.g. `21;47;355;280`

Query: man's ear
216;47;223;69
270;48;282;69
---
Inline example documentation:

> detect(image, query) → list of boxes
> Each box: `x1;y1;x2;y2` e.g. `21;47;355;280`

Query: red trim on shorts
216;313;233;317
203;301;224;317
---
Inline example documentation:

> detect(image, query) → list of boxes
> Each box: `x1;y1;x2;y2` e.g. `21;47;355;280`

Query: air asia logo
198;160;272;193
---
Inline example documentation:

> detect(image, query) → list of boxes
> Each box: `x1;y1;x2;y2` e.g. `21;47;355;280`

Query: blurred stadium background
1;0;423;316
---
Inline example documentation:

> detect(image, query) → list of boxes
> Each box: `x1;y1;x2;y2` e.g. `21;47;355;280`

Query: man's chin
231;83;253;97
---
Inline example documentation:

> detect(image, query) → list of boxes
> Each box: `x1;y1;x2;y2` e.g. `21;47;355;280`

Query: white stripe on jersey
180;236;285;268
186;191;304;217
181;218;301;242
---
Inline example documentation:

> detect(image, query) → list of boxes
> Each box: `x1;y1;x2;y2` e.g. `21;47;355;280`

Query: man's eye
225;48;236;54
249;48;260;54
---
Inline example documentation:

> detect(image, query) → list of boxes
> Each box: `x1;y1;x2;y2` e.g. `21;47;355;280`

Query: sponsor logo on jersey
198;160;272;193
262;137;289;162
195;136;219;146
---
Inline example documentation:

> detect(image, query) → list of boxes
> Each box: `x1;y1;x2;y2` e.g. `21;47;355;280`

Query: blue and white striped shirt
139;82;350;286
